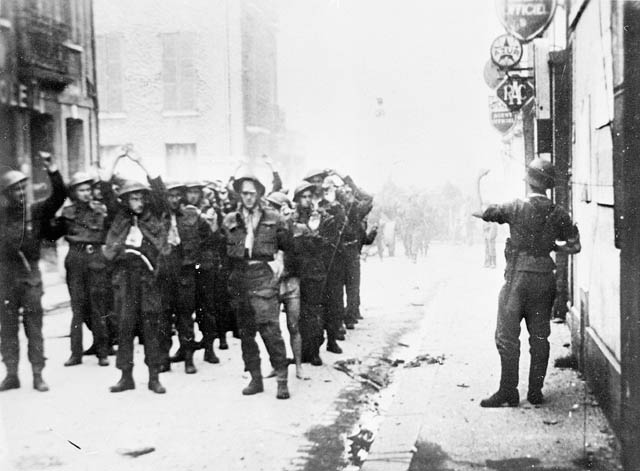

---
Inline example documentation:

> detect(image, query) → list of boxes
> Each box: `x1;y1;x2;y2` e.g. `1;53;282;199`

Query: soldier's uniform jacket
0;170;66;282
292;206;327;279
316;199;346;253
58;200;109;245
222;206;290;263
482;195;579;273
103;177;169;273
163;205;214;270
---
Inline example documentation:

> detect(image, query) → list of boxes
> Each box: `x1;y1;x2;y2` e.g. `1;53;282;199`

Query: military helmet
184;181;205;190
322;175;342;189
266;191;291;209
0;170;28;192
165;182;186;192
68;171;94;189
117;180;150;198
293;181;316;200
233;168;266;196
303;168;328;183
526;158;556;189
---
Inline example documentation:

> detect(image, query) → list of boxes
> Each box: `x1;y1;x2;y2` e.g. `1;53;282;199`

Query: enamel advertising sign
495;0;557;43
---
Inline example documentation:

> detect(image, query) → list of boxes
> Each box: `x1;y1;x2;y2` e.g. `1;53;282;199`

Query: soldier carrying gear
0;156;66;392
103;153;170;395
223;169;292;399
55;169;116;368
473;158;581;407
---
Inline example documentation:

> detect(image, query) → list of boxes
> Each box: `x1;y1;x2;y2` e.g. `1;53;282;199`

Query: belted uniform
103;178;169;373
482;195;579;396
58;200;111;360
223;206;290;374
0;170;66;376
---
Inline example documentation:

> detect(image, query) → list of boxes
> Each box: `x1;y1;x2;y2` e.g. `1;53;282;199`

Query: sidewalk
362;245;622;471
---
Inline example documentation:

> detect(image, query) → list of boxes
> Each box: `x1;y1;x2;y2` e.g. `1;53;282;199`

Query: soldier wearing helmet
473;158;581;408
0;155;66;392
292;181;329;366
103;152;170;394
53;167;118;368
157;180;219;375
223;169;292;399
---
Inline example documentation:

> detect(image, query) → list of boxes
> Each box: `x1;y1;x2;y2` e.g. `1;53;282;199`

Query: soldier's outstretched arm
36;157;67;220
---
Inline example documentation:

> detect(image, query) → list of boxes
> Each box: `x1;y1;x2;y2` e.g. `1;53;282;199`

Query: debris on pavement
543;420;559;426
404;353;446;368
398;342;410;347
118;447;156;458
456;383;470;388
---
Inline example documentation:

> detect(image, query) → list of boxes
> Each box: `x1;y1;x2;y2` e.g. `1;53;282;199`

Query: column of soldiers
0;152;375;400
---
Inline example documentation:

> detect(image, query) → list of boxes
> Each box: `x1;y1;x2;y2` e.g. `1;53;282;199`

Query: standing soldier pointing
473;158;581;407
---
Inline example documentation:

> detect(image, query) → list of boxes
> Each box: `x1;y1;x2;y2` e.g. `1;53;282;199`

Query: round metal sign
490;34;523;69
495;0;557;43
483;60;507;89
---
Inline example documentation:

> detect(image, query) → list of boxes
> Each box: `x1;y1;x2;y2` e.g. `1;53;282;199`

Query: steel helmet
184;181;205;190
233;167;266;196
322;175;342;189
117;180;150;198
293;181;316;200
0;170;28;192
526;158;556;189
165;182;186;192
266;191;291;208
303;168;328;183
68;171;94;189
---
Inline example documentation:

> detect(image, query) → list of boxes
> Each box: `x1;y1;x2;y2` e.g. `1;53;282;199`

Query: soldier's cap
526;158;556;189
266;191;291;209
293;181;316;200
233;167;266;196
117;180;150;198
303;168;329;182
0;170;28;192
166;182;186;192
68;171;94;189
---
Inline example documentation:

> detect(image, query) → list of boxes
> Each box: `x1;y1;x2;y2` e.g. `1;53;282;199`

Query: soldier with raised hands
103;151;170;394
0;153;66;392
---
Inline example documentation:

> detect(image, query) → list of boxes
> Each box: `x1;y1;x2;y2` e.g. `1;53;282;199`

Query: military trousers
0;270;45;374
229;262;287;373
495;270;556;393
343;244;361;324
113;263;162;371
195;266;219;348
299;263;326;360
323;253;346;340
160;264;197;359
65;247;110;359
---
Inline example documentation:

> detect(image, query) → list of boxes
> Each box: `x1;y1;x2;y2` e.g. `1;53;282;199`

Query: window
165;144;197;179
162;33;196;111
96;34;123;112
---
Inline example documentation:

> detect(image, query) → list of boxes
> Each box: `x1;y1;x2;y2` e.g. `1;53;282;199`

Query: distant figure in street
483;221;497;268
473;158;581;407
0;154;66;392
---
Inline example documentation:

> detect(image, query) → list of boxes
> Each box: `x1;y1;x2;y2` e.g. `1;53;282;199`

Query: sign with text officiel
496;75;534;112
495;0;557;43
489;96;516;134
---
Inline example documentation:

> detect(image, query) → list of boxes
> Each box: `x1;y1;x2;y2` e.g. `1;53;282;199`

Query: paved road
0;246;431;471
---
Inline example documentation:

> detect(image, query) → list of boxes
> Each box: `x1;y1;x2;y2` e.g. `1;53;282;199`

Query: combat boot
33;373;49;392
327;339;342;354
204;347;220;364
527;390;545;405
109;369;135;393
0;374;20;391
98;357;109;367
184;351;197;374
480;389;519;407
64;356;82;367
310;354;323;366
148;368;166;394
276;368;290;400
169;347;185;363
242;369;264;396
218;333;229;350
